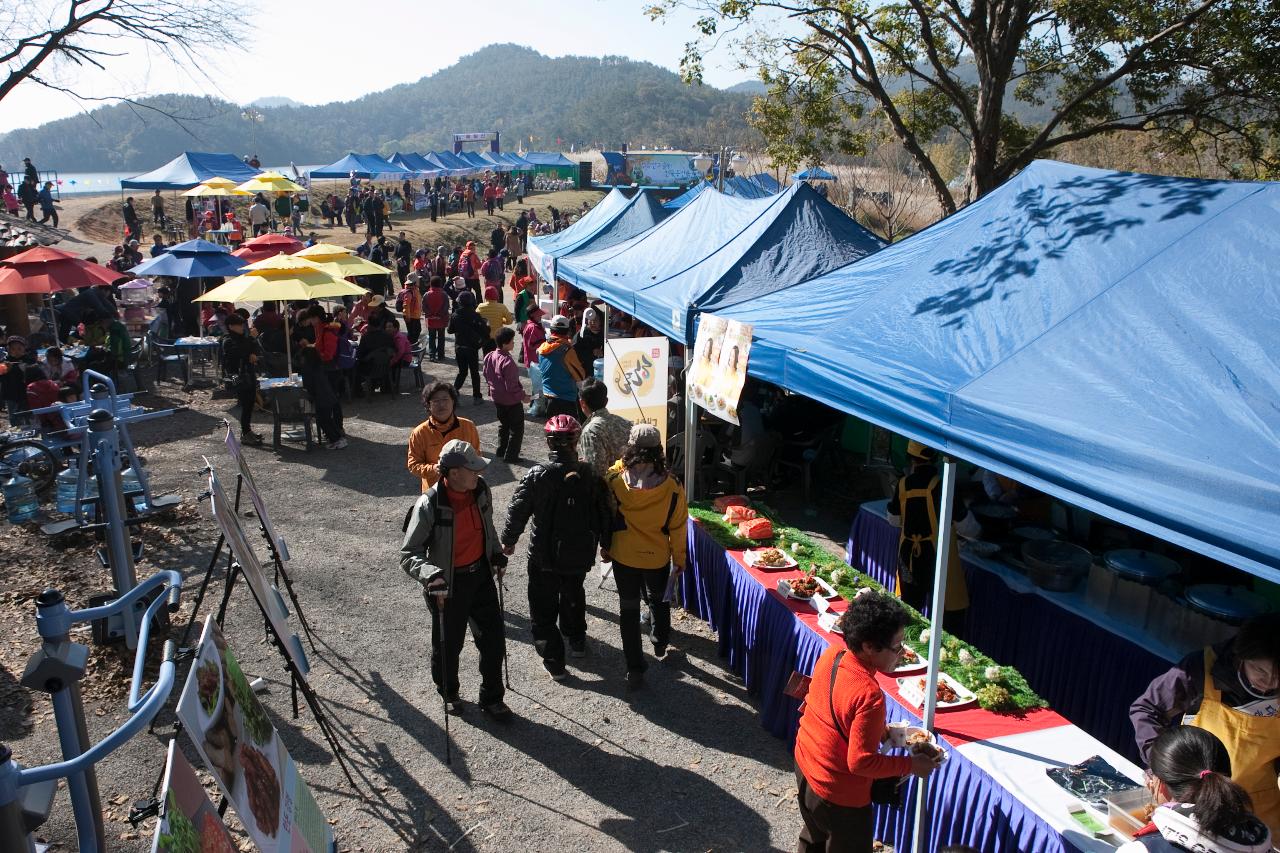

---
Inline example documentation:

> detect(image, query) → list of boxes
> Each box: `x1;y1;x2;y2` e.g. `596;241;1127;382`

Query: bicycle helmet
544;414;581;436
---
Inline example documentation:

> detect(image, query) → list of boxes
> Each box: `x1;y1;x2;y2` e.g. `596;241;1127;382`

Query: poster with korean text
604;336;670;445
688;315;727;416
151;739;237;853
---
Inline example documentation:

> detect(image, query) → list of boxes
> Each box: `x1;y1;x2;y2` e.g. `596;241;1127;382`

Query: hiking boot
328;438;349;450
241;431;264;446
626;669;645;690
482;700;514;722
568;639;587;659
652;643;668;662
546;662;569;682
443;695;465;715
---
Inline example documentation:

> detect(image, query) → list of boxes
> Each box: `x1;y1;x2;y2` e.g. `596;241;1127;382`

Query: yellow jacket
476;300;513;338
406;416;480;491
605;463;688;570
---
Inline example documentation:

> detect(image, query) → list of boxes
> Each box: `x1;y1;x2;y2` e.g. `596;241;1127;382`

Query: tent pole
683;362;697;499
284;305;293;376
911;457;956;853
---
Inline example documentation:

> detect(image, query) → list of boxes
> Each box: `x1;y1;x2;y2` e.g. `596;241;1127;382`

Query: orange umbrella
0;247;122;295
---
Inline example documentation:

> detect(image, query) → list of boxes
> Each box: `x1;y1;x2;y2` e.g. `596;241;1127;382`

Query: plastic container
3;470;39;523
121;466;149;512
1102;787;1155;840
55;468;79;513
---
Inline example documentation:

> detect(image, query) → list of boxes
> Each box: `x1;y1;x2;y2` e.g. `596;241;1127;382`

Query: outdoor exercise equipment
0;570;182;853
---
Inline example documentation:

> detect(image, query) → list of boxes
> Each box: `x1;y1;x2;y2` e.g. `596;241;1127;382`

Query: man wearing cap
537;314;587;420
885;441;977;631
400;438;511;719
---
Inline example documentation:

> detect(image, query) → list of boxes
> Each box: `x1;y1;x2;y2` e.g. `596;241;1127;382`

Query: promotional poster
176;617;333;853
603;336;670;445
691;317;753;425
225;427;289;562
151;739;237;853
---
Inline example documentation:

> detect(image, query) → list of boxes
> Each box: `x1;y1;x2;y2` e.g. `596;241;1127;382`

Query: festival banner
697;318;753;426
177;617;334;853
152;739;236;853
604;336;670;445
206;466;308;678
605;153;701;187
225;427;289;561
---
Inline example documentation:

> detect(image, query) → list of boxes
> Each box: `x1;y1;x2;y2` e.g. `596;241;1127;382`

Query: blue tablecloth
846;501;1176;764
681;522;1100;853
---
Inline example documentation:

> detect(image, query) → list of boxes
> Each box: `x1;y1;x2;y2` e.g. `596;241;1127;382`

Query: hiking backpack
546;465;601;572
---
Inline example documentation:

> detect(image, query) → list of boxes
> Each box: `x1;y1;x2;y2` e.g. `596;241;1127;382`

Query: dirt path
3;373;801;852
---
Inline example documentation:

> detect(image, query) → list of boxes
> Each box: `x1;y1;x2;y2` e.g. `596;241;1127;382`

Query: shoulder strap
660;490;680;536
827;650;848;741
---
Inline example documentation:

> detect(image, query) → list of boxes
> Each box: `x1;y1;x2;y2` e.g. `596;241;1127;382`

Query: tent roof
121;152;261;189
309;152;415;179
793;167;837;181
390;152;441;175
528;189;671;283
523;151;576;167
721;159;1280;581
664;173;779;209
559;181;885;342
431;150;477;172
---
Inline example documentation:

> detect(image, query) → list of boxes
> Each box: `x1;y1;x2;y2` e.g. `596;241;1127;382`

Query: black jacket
500;451;613;571
220;331;261;382
448;307;489;350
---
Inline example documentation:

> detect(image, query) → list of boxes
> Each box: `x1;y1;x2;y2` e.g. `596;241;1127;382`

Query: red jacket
424;287;449;329
315;322;339;365
794;645;912;807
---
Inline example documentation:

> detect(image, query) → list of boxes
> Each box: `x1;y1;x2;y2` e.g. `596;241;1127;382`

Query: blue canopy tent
479;152;519;172
559;181;885;343
527;188;671;284
419;152;467;177
129;239;246;278
309;153;416;180
491;151;535;171
664;173;780;209
719;160;1280;581
457;150;495;171
792;167;837;181
430;151;479;174
390;152;442;177
121;152;261;189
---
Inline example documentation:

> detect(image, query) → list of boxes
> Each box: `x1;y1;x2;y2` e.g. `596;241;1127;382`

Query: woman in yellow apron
1131;614;1280;841
886;441;973;632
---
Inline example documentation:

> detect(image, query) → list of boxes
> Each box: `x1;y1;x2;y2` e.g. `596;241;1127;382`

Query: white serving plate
890;642;929;676
776;575;839;601
745;548;797;570
895;672;978;712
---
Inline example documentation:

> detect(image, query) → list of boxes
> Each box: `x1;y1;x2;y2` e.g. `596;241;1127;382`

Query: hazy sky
0;0;753;130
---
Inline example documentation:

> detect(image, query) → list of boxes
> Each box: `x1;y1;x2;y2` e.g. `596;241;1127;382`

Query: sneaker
443;695;465;715
328;438;349;450
548;667;568;683
482;700;514;721
626;669;645;691
241;431;264;446
568;639;586;659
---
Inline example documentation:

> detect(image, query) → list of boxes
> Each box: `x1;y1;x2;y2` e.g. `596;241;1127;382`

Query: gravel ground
4;361;801;852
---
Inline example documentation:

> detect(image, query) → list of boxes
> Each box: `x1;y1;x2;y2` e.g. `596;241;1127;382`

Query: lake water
42;165;319;195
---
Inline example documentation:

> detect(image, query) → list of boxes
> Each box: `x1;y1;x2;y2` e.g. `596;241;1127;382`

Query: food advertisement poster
177;616;333;853
151;739;237;853
688;314;727;410
604;336;669;445
604;152;701;187
224;427;290;562
206;466;309;678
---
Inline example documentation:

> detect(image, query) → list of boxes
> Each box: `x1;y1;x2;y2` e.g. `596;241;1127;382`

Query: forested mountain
0;45;754;171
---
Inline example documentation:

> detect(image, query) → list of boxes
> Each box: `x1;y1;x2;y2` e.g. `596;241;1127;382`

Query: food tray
744;548;797;570
895;672;978;712
882;723;949;762
776;575;839;601
890;642;929;675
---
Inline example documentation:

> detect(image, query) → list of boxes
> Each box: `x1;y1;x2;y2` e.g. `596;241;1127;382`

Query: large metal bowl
1022;539;1093;592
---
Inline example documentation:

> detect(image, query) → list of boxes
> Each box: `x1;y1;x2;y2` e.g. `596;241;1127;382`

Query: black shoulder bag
827;651;907;809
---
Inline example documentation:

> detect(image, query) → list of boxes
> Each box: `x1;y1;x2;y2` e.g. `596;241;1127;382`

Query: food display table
681;521;1144;852
846;500;1182;762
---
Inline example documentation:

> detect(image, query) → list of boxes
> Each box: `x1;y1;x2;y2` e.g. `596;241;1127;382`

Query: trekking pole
438;591;452;766
496;570;511;690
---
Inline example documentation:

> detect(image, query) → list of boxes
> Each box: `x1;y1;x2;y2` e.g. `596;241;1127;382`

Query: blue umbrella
130;238;247;278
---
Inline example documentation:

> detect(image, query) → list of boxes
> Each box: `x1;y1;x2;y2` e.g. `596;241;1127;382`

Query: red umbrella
231;232;302;263
0;246;122;295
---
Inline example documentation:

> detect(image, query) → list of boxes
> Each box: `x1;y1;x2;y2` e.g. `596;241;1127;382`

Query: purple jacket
483;348;524;406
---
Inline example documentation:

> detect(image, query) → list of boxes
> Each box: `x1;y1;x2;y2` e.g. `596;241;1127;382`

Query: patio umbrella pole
284;307;294;376
910;458;956;853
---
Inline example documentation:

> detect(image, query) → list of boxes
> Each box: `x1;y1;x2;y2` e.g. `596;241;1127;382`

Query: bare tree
1;0;247;117
836;141;939;243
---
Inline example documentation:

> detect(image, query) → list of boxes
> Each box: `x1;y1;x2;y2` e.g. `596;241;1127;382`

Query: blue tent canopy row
309;152;417;180
528;188;672;284
716;159;1280;582
390;152;443;177
559;181;885;343
664;173;781;209
121;152;262;190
